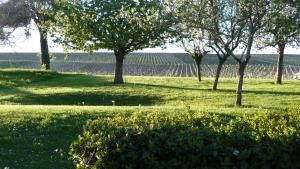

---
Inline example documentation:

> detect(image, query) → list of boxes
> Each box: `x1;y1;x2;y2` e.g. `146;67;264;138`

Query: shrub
70;111;300;169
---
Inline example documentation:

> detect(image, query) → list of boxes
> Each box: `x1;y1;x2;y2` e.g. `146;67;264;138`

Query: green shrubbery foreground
70;110;300;169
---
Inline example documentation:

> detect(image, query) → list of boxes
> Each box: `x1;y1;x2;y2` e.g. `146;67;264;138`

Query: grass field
1;69;300;168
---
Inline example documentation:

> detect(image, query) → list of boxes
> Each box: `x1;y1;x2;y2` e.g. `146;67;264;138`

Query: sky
1;25;299;54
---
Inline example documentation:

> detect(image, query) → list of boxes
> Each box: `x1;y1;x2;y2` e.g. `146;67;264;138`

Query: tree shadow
1;109;299;168
0;69;112;88
0;113;112;169
2;70;299;96
218;89;300;96
0;69;61;85
2;91;162;106
129;83;300;96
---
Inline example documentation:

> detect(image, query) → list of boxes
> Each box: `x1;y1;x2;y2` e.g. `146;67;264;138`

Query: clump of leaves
70;110;300;169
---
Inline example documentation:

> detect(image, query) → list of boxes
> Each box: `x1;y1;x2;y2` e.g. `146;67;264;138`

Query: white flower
233;149;240;156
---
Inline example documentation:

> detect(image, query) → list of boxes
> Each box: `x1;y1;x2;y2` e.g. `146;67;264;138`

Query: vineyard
0;52;299;79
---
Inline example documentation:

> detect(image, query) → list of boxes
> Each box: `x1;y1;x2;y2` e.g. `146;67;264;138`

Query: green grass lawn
0;69;299;168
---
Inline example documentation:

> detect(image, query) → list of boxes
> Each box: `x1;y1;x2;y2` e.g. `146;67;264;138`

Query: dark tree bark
275;43;285;84
114;50;125;84
236;62;247;106
196;60;202;82
213;58;226;90
194;55;203;82
39;29;50;70
232;33;254;107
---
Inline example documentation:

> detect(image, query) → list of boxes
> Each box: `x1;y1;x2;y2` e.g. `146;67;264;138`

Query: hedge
70;110;300;169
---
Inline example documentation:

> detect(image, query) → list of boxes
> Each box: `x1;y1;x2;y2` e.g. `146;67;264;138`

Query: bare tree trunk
193;54;204;82
234;33;253;107
114;51;125;84
39;29;50;70
213;59;225;90
236;62;247;106
196;60;202;82
275;43;285;84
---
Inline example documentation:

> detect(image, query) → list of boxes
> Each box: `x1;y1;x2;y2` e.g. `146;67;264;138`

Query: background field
0;52;299;79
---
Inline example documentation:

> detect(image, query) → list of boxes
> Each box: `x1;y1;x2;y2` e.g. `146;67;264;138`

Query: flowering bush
70;110;300;169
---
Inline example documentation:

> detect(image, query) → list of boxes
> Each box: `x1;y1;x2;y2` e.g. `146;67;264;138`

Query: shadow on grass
130;83;300;96
1;70;299;107
0;69;112;88
1;109;300;169
0;70;61;85
0;113;113;169
2;92;162;106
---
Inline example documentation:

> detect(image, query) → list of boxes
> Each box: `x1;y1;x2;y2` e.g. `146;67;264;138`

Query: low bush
70;111;300;169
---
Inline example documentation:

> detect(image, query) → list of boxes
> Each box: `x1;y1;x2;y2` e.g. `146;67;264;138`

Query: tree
180;32;209;82
0;0;54;70
226;0;270;106
262;0;300;84
207;0;244;90
176;0;210;82
186;0;247;90
0;0;31;44
51;0;176;84
26;0;54;70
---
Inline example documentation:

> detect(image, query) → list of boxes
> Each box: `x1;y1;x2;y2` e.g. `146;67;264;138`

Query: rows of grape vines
2;52;299;65
1;60;299;79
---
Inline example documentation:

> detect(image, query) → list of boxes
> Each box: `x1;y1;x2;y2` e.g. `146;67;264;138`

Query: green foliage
261;0;300;47
0;0;54;35
175;0;210;61
70;111;300;169
0;0;31;42
52;0;176;53
51;0;178;83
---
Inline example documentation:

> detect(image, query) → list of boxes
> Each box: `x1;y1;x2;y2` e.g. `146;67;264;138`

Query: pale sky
1;25;299;54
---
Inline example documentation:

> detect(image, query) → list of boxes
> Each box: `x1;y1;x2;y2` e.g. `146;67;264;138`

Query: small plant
40;64;47;70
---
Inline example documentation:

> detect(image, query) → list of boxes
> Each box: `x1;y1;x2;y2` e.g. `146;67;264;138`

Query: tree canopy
175;0;211;82
261;0;300;84
0;0;55;69
52;0;177;83
0;0;31;43
53;0;176;52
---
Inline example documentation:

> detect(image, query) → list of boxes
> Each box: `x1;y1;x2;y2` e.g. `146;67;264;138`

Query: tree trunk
275;43;285;84
39;30;50;70
196;60;202;82
236;62;247;106
114;51;125;84
193;54;203;82
213;59;225;90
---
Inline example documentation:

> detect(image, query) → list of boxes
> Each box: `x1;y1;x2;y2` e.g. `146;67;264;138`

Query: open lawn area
0;69;300;168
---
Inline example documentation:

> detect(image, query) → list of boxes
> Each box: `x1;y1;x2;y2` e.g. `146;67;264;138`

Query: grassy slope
0;69;300;168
